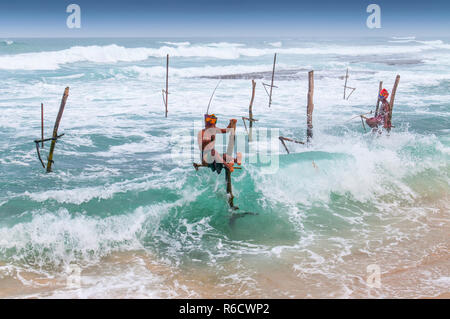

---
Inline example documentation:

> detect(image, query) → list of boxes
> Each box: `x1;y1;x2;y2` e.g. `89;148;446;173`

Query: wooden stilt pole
387;75;400;131
268;53;276;107
279;137;290;154
164;54;169;117
307;71;314;142
343;68;348;100
248;79;256;142
242;117;258;135
46;87;69;173
375;81;383;116
41;103;44;148
226;119;236;163
279;136;305;145
242;117;248;134
225;168;235;209
346;87;356;100
279;136;305;154
226;119;239;209
360;116;367;133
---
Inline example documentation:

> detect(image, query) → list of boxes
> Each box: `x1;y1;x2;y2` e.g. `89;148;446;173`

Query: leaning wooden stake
387;75;400;132
374;81;383;116
46;87;69;173
307;71;314;142
360;116;367;133
41;103;44;148
268;53;276;107
343;68;356;100
248;79;256;141
162;54;169;117
262;53;277;107
279;136;305;154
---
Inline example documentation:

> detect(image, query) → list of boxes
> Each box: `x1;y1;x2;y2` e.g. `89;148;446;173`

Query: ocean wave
254;131;448;207
389;39;442;44
22;173;185;205
1;41;448;70
0;207;149;268
0;40;14;46
0;185;203;270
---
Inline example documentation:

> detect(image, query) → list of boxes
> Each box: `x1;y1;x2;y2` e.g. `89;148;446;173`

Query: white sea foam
254;130;443;208
389;39;446;47
159;41;191;46
268;41;282;48
205;42;246;48
23;173;185;204
0;186;202;269
392;36;416;40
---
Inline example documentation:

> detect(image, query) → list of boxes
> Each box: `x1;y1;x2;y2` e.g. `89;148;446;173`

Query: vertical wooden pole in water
307;71;314;142
165;54;169;118
226;119;237;209
46;87;69;173
388;75;400;132
226;118;236;162
343;68;348;100
41;103;44;148
225;168;234;208
248;79;256;142
375;81;383;116
268;53;276;107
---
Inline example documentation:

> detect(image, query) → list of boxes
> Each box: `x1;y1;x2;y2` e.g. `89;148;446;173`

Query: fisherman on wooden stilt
196;114;242;174
193;113;246;211
364;88;392;131
360;75;400;133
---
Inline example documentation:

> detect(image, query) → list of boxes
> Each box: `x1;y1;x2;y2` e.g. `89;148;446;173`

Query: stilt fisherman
365;88;392;130
197;114;242;174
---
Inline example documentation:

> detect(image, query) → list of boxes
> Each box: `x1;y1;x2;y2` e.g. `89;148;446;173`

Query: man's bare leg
235;152;242;166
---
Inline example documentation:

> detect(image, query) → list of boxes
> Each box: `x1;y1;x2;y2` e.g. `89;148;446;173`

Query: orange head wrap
379;88;389;99
205;114;217;125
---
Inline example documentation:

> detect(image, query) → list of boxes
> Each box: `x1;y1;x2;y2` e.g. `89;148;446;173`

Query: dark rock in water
199;68;376;81
344;55;423;66
198;68;310;81
382;59;423;65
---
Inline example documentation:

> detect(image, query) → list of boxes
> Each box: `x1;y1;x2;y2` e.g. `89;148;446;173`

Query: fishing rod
206;79;222;115
344;110;372;123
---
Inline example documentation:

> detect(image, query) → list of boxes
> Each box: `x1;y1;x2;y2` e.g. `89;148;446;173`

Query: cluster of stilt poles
33;53;401;217
358;75;401;132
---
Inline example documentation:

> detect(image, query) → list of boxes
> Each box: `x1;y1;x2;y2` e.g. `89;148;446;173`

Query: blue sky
0;0;449;37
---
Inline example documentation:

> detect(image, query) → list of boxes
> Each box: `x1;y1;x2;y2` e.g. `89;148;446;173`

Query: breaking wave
0;39;448;70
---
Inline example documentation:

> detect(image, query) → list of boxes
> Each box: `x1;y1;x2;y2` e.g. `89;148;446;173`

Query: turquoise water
0;37;449;298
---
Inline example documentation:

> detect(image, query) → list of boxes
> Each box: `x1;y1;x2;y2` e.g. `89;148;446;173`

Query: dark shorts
208;161;224;174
